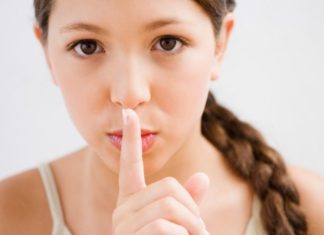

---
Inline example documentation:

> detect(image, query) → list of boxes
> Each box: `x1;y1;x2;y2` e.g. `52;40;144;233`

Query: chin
141;150;174;179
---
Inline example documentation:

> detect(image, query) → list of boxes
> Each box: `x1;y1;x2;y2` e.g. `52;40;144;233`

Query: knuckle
112;205;131;226
150;219;189;235
151;219;169;234
111;208;122;223
197;217;206;231
161;197;177;216
162;177;180;194
179;227;190;235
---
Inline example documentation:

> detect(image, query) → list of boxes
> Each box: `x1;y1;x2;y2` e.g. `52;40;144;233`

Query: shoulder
0;168;52;234
287;164;324;235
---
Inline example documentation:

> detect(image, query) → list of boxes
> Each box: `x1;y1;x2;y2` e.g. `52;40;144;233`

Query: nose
110;56;151;109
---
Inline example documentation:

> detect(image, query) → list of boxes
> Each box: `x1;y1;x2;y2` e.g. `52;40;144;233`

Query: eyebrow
60;18;185;35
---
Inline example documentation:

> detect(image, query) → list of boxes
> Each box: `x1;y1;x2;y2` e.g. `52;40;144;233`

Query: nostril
110;87;151;109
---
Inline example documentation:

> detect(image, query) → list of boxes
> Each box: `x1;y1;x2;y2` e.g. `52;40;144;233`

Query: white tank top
38;162;267;235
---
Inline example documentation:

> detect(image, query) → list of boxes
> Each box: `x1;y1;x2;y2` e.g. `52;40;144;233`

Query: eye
153;36;186;54
67;39;104;58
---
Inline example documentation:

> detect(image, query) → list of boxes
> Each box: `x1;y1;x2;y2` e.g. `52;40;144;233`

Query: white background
0;0;323;179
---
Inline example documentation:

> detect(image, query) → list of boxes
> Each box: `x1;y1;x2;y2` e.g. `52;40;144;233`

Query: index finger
118;108;146;205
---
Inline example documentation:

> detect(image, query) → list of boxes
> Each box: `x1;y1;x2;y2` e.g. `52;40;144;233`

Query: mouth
106;129;157;152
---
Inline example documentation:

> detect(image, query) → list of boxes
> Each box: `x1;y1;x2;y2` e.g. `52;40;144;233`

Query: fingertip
184;172;210;205
190;172;210;189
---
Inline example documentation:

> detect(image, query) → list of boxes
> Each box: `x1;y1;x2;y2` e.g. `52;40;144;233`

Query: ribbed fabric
38;162;267;235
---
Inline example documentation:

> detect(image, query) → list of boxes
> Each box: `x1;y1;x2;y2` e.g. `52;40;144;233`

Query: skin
1;0;324;234
114;108;209;234
34;0;243;233
42;0;228;181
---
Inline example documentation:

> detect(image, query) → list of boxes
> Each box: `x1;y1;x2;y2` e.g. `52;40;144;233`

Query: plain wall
0;0;323;179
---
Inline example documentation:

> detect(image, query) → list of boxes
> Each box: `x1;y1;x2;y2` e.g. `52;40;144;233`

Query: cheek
154;52;213;125
49;54;106;142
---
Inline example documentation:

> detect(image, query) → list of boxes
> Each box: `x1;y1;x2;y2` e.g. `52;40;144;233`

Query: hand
112;109;210;235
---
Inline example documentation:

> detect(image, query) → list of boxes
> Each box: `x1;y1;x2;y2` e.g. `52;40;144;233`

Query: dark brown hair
33;0;308;234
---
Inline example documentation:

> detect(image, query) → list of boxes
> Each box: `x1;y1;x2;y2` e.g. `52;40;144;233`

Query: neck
83;148;119;211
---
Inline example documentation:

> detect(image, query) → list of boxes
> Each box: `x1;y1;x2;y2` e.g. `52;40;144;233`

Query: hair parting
202;92;308;235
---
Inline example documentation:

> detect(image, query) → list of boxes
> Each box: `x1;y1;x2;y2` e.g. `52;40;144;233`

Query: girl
1;0;323;234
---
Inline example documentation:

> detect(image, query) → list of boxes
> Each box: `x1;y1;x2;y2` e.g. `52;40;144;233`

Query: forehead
48;0;213;34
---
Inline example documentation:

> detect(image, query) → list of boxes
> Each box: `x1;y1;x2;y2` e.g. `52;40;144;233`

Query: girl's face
38;0;232;175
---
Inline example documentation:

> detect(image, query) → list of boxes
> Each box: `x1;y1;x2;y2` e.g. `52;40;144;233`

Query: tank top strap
38;162;72;235
244;195;268;235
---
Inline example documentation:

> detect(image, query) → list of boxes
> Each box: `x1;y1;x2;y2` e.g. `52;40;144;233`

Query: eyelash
66;35;188;59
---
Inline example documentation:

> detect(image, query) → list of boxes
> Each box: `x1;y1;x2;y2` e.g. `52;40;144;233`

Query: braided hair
202;92;308;235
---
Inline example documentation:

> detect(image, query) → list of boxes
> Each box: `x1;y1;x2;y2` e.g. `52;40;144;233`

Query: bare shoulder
287;164;324;235
0;168;52;235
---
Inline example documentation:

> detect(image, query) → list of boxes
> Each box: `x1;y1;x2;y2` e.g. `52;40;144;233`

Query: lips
107;129;157;152
108;129;156;136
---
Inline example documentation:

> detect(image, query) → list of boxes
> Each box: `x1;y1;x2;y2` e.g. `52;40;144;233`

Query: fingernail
199;218;210;235
122;109;129;125
203;229;210;235
200;218;206;229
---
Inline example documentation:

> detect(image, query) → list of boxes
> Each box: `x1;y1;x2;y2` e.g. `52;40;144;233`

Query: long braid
201;91;308;235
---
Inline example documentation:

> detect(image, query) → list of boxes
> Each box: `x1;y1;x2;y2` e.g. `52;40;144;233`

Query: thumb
184;172;210;205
